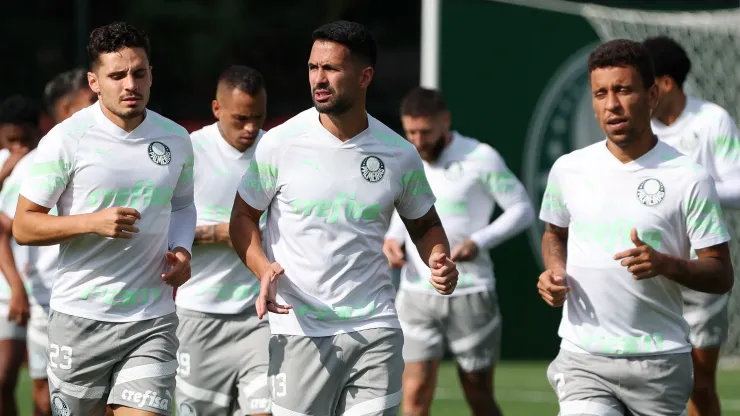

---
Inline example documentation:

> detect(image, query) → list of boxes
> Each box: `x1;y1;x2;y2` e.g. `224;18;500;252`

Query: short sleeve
684;173;731;249
172;138;195;211
708;111;740;180
237;134;280;211
539;158;570;228
0;154;34;218
19;129;76;209
394;149;436;220
476;145;531;209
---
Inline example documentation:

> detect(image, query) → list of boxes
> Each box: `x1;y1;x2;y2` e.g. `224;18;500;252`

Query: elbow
521;203;536;229
719;268;735;294
11;221;31;246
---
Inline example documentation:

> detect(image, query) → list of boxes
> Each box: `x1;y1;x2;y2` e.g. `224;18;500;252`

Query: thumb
165;252;176;264
631;228;645;247
551;268;567;284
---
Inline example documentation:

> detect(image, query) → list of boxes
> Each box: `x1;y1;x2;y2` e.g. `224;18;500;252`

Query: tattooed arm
194;223;231;246
401;206;450;262
542;223;568;271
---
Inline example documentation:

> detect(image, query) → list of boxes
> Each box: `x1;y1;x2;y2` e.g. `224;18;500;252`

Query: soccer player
382;86;534;416
44;68;98;124
537;39;734;416
0;95;40;416
12;22;196;416
643;36;740;416
230;20;459;416
174;65;271;416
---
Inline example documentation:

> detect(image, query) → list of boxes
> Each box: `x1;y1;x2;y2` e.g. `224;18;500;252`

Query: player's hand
613;228;666;280
161;247;191;287
429;252;458;295
537;267;569;307
382;239;405;268
8;285;30;326
256;262;292;319
450;239;479;262
89;207;141;239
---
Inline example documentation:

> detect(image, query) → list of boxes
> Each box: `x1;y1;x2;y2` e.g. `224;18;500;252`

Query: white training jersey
0;148;18;314
387;132;531;296
237;108;436;336
652;96;740;186
19;102;195;322
0;149;58;309
540;140;730;356
175;123;263;314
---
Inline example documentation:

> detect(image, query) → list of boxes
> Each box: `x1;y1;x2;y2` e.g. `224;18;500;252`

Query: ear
149;66;154;85
211;99;220;120
359;66;374;89
647;82;659;112
88;71;100;95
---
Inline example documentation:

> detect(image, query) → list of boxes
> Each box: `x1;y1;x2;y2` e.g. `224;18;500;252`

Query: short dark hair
312;21;377;68
88;22;151;69
588;39;655;89
0;95;41;129
642;36;691;88
218;65;265;96
400;87;448;117
44;68;89;114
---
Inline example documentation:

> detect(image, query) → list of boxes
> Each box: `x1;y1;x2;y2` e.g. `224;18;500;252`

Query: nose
243;122;257;135
123;74;137;91
314;68;329;86
605;91;621;112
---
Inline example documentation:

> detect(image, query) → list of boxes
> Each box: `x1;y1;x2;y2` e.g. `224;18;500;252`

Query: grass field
11;361;740;415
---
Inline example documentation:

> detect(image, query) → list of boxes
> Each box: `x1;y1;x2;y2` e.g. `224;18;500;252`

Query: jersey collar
92;101;150;140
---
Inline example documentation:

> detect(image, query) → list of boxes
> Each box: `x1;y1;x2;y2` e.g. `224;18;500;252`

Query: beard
419;134;447;162
312;86;353;115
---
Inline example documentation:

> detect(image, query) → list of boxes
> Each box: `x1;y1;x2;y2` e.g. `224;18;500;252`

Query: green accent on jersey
244;161;278;192
686;197;729;239
295;301;376;321
480;171;516;194
435;198;467;215
374;131;412;148
201;205;232;222
541;183;566;213
29;160;70;178
571;220;662;252
579;333;664;355
713;136;740;163
79;286;162;306
179;156;195;183
291;192;380;223
87;180;174;208
402;170;433;196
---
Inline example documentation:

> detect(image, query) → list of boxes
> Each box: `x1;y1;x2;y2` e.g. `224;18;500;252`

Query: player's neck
100;103;146;133
318;104;369;142
656;91;687;127
607;132;658;163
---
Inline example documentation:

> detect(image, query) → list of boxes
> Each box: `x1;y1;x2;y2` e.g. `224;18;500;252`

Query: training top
19;102;195;322
386;132;533;296
176;123;264;314
237;107;437;336
540;140;730;356
0;149;58;309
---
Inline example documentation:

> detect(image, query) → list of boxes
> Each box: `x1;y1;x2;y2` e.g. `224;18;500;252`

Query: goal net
491;0;740;366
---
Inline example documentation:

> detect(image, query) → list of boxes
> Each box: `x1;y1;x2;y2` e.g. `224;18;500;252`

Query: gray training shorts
47;310;179;416
396;289;502;372
268;327;404;416
546;349;692;416
175;307;271;415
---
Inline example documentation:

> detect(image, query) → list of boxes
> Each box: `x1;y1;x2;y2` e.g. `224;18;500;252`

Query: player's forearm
470;202;535;250
542;230;567;270
0;215;24;291
193;224;230;245
412;226;450;263
229;213;270;280
660;255;733;294
13;211;91;246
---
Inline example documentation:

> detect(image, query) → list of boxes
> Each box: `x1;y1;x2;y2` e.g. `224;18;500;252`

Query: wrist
656;252;679;277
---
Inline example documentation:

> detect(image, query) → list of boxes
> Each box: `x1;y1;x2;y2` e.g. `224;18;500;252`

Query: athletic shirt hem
49;301;175;323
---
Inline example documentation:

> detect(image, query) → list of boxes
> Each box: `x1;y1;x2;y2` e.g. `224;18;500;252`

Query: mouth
313;89;331;102
606;117;628;131
121;96;141;106
238;136;257;144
